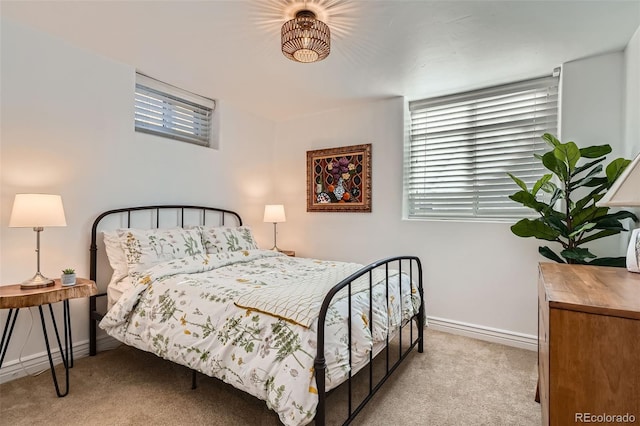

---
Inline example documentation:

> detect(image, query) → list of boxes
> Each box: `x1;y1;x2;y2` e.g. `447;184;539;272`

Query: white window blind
406;75;559;220
134;73;216;147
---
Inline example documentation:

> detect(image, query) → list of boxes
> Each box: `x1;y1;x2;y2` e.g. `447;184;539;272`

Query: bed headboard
90;205;242;285
89;204;243;355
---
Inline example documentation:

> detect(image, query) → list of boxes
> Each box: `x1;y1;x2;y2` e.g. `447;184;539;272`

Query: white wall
623;26;640;245
0;20;276;380
273;49;632;346
561;52;628;257
561;52;625;151
624;26;640;159
273;97;543;345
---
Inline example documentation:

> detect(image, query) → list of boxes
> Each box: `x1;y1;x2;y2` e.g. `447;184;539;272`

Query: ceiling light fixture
281;7;330;63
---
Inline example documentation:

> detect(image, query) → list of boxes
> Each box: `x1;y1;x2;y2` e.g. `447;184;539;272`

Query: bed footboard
314;256;424;425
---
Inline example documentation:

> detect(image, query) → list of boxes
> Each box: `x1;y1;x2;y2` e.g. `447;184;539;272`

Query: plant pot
61;273;76;286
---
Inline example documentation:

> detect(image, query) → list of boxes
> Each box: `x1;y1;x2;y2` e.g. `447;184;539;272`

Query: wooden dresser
538;263;640;425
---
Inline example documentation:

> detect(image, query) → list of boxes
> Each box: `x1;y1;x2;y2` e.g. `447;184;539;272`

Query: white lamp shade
9;194;67;227
600;152;640;207
264;204;286;223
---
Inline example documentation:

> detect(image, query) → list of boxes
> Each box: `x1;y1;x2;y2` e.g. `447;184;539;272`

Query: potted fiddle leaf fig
508;133;637;267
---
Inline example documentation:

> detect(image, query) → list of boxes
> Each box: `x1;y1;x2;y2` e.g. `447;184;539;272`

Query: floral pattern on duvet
100;250;420;426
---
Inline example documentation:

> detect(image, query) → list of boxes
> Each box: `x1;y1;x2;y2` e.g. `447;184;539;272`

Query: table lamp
600;152;640;273
264;204;286;251
9;194;67;288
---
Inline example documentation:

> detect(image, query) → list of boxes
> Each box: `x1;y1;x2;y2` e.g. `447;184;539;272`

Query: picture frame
306;143;372;212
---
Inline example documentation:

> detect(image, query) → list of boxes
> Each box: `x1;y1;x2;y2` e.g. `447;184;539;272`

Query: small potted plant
61;268;76;286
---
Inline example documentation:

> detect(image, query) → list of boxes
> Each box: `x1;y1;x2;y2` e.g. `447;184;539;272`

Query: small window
406;74;559;220
134;73;217;148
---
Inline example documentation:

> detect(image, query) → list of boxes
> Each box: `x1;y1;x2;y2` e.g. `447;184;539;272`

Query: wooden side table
280;250;295;257
0;278;97;397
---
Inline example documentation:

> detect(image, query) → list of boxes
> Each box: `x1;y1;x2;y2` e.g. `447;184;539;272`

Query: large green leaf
588;257;627;267
542;151;567;179
509;191;548;212
532;174;552;196
592;218;626;231
570;165;603;189
554;142;580;172
545;215;569;237
542;133;562;148
545;187;564;214
572;157;605;176
606;158;631;183
540;180;557;194
511;218;560;241
579;144;611;159
577;229;620;245
561;247;597;261
594;210;639;223
572;192;609;215
572;205;608;227
568;222;596;238
580;177;608;188
508;173;528;191
572;192;598;215
539;246;565;263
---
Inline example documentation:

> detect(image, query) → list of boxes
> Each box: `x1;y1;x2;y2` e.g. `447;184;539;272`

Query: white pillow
103;231;129;285
117;227;206;274
198;226;259;253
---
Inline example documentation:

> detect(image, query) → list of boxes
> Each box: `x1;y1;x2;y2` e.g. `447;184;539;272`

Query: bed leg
89;297;97;356
314;356;326;426
418;291;425;354
191;370;197;390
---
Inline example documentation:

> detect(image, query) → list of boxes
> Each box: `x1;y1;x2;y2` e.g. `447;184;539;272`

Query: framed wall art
306;143;372;212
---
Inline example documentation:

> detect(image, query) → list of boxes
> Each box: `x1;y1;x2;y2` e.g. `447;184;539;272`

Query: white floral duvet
100;250;420;426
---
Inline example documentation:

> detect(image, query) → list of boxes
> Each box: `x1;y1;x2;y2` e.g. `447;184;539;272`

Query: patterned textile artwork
307;144;372;212
100;250;419;426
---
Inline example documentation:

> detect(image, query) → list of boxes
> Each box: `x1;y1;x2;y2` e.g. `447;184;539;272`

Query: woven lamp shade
282;10;330;63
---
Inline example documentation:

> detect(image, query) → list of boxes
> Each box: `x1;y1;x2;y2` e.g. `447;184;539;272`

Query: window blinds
407;75;559;219
134;73;215;147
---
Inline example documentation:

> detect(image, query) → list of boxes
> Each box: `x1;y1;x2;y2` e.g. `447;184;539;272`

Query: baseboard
1;319;536;384
426;316;537;351
0;335;121;384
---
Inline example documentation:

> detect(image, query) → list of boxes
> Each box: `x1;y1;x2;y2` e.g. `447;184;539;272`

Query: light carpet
0;329;540;425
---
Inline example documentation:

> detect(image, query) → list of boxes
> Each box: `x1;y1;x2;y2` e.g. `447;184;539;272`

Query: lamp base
21;272;55;289
626;228;640;273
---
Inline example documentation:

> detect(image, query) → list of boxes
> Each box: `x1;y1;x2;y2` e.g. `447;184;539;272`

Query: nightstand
0;278;97;397
280;250;295;257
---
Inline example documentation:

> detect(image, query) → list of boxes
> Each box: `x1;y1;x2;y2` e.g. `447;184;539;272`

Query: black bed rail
89;205;242;356
314;255;424;426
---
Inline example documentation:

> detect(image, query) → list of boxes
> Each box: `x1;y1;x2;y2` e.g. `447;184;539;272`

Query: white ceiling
2;0;639;122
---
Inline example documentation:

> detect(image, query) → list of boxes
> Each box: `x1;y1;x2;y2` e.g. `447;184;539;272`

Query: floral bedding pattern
198;225;259;253
100;250;420;426
117;227;205;275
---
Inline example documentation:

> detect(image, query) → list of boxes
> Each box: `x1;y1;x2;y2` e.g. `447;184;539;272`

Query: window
406;74;559;220
134;73;217;148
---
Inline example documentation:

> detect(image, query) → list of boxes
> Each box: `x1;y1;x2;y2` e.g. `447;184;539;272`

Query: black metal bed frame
88;205;424;425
